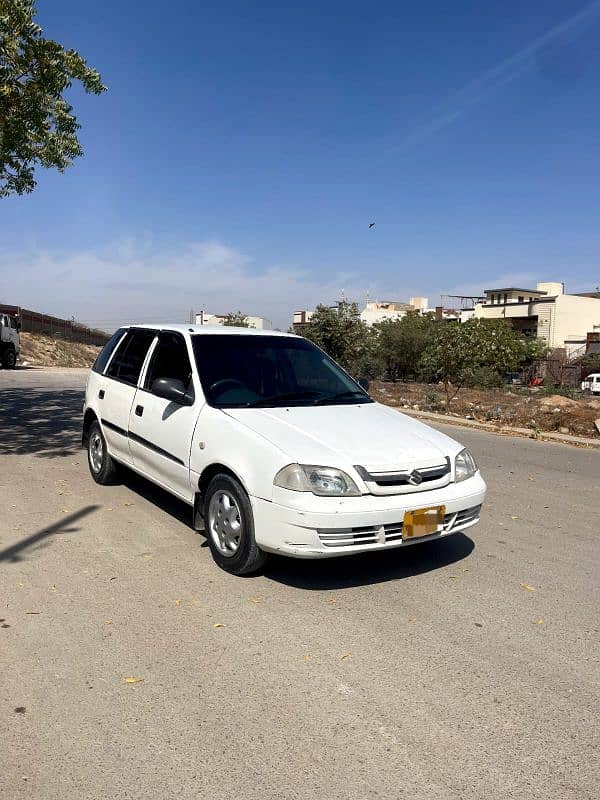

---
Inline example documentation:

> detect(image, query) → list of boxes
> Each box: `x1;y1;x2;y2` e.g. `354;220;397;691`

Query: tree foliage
521;336;551;364
301;301;374;376
222;311;252;327
420;319;525;407
0;0;106;197
373;312;437;381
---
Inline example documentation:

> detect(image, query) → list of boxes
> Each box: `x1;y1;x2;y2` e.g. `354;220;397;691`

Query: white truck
0;312;21;368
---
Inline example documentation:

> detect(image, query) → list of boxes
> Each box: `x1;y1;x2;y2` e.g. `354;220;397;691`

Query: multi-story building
474;282;600;356
360;300;413;325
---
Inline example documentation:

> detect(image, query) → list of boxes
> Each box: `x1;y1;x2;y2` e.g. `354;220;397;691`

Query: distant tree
373;312;437;381
0;0;106;197
301;301;374;376
420;319;524;408
222;311;252;327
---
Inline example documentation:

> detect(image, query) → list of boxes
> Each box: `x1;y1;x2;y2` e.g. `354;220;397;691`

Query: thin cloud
392;0;600;152
0;240;376;331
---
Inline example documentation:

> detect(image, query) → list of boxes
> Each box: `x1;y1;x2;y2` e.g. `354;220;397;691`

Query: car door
99;328;156;465
128;331;199;501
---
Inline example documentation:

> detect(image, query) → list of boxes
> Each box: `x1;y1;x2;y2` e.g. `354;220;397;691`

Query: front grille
372;464;449;487
354;459;451;495
317;505;481;548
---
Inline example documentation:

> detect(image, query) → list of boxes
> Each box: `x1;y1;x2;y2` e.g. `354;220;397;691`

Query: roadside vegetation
302;301;549;403
298;301;599;438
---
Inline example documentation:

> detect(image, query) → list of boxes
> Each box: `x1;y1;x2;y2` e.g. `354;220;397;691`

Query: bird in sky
368;222;375;229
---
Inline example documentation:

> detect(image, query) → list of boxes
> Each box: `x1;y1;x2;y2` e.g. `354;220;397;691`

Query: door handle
135;405;144;417
98;390;105;399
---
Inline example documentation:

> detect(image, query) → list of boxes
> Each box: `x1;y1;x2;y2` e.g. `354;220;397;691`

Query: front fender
190;406;290;501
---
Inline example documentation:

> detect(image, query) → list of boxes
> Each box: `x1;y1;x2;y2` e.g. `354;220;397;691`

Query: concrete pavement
1;368;599;799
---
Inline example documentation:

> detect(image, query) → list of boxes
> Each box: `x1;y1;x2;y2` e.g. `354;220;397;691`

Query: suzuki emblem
408;469;423;486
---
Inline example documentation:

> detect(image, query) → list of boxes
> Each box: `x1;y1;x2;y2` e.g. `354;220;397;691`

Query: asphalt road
1;369;599;800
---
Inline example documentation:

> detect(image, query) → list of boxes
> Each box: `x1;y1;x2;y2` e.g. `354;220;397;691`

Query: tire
203;474;267;575
87;420;120;485
3;345;16;369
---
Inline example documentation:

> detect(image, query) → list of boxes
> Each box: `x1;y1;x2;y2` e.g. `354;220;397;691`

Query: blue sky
2;0;600;330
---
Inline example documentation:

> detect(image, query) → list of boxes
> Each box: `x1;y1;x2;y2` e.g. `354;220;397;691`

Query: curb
395;407;600;450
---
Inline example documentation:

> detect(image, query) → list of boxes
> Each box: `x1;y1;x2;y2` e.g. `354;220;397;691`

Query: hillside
19;332;102;368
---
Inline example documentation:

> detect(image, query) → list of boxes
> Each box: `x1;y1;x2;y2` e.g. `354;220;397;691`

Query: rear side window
92;328;127;374
144;332;193;391
106;329;156;386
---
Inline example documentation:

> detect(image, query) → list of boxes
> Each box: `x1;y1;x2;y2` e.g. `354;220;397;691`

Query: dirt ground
370;380;600;439
18;332;101;368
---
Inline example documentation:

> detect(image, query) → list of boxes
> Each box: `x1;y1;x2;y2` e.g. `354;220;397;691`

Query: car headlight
274;464;361;496
454;449;478;482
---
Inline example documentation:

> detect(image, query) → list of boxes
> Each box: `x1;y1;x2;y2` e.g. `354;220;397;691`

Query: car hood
224;401;462;472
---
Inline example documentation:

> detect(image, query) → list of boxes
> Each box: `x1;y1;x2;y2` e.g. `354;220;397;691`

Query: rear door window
92;328;127;374
106;329;156;386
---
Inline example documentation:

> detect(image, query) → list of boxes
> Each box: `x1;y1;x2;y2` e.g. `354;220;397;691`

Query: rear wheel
87;420;119;484
204;474;266;575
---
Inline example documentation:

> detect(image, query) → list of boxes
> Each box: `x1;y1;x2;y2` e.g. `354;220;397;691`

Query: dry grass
371;381;600;439
19;332;101;368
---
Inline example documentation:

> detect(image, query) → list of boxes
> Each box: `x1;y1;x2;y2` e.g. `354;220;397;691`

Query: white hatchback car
83;325;486;574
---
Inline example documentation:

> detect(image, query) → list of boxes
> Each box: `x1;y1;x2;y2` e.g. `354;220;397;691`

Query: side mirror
357;377;369;392
16;320;21;332
151;377;194;406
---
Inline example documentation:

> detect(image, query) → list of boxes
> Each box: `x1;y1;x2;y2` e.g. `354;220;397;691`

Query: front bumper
251;473;486;558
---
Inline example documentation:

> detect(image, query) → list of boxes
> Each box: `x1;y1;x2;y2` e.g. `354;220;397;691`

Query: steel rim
89;431;104;473
6;351;15;367
208;490;242;557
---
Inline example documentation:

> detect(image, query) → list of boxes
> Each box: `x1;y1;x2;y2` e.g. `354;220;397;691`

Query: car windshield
192;334;372;408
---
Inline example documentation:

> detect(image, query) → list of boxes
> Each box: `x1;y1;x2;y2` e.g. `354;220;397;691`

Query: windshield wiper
246;390;323;408
312;390;370;405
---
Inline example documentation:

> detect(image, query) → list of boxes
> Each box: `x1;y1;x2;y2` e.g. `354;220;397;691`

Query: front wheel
3;346;16;369
87;420;120;484
204;474;266;575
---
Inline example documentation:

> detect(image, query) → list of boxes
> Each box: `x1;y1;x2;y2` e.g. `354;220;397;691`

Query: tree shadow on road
263;533;474;590
0;506;99;563
0;388;83;457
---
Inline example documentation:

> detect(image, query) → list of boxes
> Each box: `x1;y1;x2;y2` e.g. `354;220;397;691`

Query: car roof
124;323;296;338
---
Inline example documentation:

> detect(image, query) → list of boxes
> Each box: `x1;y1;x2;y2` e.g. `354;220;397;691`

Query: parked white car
581;373;600;395
83;325;486;574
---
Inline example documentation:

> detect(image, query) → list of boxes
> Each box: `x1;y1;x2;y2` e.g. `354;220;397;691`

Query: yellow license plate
403;506;446;539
